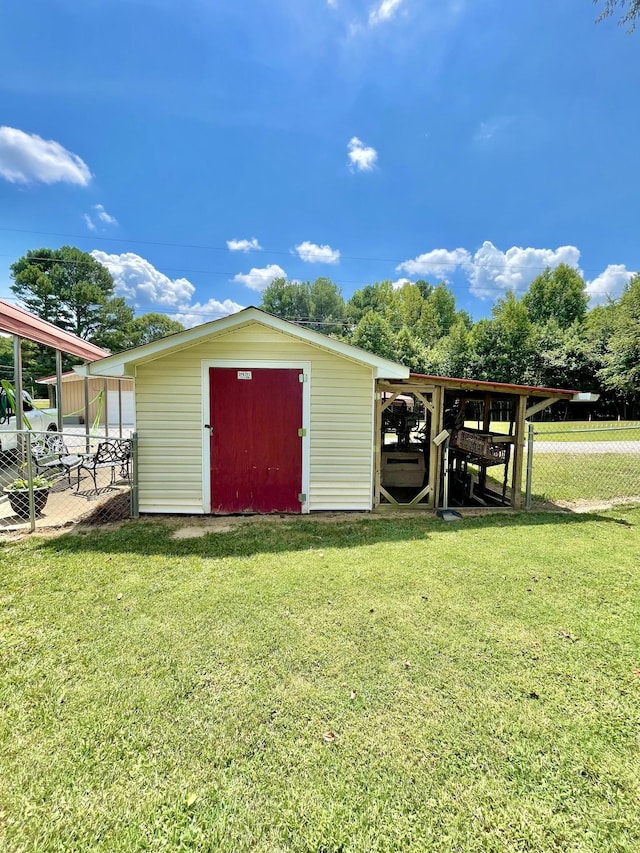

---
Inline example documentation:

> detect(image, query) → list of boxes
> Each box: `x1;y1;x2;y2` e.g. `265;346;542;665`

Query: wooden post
511;394;527;508
428;385;442;508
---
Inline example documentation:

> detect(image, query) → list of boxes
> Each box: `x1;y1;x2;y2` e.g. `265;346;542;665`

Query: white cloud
172;299;245;329
348;136;378;172
94;203;118;226
369;0;404;26
227;237;262;252
586;264;635;303
392;278;412;290
91;251;196;308
396;241;586;298
0;126;91;185
91;250;245;328
396;247;472;279
468;242;582;297
233;264;286;292
84;203;117;231
295;241;340;264
327;0;338;6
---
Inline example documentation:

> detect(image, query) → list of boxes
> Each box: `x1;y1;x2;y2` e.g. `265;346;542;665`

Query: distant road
534;441;640;454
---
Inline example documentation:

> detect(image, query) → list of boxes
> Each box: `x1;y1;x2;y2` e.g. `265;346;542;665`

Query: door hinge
299;373;307;382
297;428;306;437
298;493;307;503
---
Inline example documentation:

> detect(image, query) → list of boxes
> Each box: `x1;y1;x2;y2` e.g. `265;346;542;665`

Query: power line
0;254;595;297
0;225;621;276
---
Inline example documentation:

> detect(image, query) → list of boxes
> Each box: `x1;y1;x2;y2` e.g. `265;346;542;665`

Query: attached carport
375;374;577;510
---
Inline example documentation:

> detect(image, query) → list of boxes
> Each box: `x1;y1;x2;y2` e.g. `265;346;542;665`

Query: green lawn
1;512;640;852
532;421;640;442
467;421;640;442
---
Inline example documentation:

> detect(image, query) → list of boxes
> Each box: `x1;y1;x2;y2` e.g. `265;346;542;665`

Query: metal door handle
204;424;214;433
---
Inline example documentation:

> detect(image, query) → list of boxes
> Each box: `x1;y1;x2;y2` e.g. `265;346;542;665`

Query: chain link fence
526;422;640;509
0;429;135;533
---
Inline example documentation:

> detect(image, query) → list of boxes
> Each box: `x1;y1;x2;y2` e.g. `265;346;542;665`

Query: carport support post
118;380;123;439
84;376;91;453
13;335;24;433
103;378;109;437
13;335;26;463
511;394;527;508
55;349;64;432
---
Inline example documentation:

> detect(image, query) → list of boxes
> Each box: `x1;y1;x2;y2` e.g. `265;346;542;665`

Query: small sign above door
237;371;252;380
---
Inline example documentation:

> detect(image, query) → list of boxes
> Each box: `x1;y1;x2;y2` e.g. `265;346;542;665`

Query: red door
209;367;303;513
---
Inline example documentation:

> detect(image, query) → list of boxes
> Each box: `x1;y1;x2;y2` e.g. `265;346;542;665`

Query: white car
0;391;58;453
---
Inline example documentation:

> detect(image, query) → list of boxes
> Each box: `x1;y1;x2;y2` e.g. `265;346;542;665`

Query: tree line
260;267;640;418
6;246;640;416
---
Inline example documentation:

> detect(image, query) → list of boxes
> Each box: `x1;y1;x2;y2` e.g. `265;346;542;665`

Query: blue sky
0;0;638;327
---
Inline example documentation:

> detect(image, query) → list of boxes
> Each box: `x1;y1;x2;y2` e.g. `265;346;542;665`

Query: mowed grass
530;454;640;503
468;421;640;442
1;511;640;852
532;421;640;442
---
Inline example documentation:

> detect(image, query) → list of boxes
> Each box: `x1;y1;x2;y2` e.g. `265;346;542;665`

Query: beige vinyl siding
44;377;133;423
134;322;374;513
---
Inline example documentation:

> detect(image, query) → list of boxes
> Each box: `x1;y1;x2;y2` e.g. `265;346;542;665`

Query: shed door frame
201;359;311;514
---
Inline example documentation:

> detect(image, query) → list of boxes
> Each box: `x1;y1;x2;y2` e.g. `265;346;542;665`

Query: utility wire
0;225;619;276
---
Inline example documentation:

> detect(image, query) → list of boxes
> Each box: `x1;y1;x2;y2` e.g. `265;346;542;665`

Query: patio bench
31;434;83;487
77;439;132;491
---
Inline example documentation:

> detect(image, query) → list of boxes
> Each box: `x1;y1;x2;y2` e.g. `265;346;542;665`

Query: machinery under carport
375;374;577;510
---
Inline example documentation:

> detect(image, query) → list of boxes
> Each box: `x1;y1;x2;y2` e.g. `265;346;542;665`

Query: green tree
426;282;458;337
394;325;427;373
522;264;588;329
308;278;345;334
595;0;640;31
346;282;394;325
470;291;534;383
427;320;473;378
599;274;640;404
128;313;185;347
10;246;134;375
260;278;311;320
352;310;396;360
10;247;127;341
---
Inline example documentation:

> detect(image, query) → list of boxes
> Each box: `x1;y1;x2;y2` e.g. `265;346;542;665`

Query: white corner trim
200;359;311;514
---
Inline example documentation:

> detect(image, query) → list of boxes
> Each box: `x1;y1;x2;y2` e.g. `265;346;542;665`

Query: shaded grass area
1;511;640;852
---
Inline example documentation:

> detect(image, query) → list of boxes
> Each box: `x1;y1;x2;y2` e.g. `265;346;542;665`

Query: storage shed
37;372;135;426
77;308;576;515
77;308;407;514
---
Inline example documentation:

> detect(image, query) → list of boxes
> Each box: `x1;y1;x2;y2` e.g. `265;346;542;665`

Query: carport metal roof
0;299;109;361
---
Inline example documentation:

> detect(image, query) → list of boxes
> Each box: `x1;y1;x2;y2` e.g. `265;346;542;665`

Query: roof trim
0;299;109;361
404;372;578;399
77;307;410;379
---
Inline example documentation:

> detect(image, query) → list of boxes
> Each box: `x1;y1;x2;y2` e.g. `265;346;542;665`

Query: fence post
130;432;139;519
25;435;36;533
525;421;534;510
